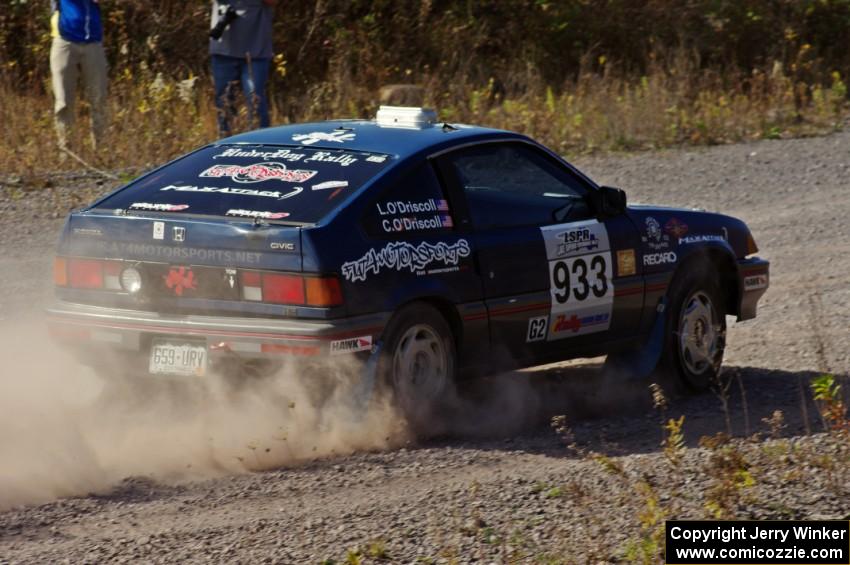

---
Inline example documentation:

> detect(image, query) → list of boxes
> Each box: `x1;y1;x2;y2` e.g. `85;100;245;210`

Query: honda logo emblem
173;226;186;242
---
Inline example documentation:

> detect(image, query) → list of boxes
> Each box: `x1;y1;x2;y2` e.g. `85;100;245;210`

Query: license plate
149;340;207;377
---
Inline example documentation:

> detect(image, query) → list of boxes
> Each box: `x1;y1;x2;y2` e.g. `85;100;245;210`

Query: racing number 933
551;253;609;303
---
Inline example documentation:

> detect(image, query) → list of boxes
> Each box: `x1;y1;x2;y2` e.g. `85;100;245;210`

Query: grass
0;52;847;181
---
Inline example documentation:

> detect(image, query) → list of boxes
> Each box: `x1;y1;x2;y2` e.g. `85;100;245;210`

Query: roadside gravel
0;131;849;563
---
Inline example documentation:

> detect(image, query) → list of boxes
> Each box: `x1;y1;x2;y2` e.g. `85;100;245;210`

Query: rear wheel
661;263;727;390
379;303;456;435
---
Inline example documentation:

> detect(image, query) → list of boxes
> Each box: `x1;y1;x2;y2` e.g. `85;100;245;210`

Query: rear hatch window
94;145;391;224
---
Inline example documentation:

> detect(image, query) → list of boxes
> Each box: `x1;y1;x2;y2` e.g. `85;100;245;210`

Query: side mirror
597;185;627;217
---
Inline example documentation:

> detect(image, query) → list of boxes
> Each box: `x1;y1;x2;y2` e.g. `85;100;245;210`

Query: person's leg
240;57;271;129
50;36;79;149
211;55;241;136
79;42;108;150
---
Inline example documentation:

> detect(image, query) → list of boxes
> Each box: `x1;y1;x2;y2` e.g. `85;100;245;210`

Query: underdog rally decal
200;162;317;184
341;240;471;282
536;220;614;341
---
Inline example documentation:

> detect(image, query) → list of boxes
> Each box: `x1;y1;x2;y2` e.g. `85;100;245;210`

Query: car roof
219;120;525;159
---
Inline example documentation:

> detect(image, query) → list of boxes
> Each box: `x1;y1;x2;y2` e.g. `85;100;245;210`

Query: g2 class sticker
526;316;548;342
200;162;317;184
540;220;614;340
152;221;165;240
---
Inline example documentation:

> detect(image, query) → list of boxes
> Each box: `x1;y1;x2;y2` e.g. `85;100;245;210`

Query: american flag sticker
440;214;454;228
437;199;450;212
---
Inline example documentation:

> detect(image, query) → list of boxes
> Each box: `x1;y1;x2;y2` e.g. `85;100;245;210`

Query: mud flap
609;297;667;380
349;340;383;418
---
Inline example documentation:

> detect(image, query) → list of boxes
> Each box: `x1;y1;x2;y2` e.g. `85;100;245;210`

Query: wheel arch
672;244;740;318
382;296;463;351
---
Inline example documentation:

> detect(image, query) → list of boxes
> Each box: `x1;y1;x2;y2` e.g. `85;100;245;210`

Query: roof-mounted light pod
375;106;437;128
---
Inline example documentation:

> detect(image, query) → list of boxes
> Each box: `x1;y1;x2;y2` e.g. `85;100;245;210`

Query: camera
210;2;240;40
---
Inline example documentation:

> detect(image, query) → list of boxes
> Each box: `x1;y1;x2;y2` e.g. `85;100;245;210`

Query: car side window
362;161;455;237
444;143;590;229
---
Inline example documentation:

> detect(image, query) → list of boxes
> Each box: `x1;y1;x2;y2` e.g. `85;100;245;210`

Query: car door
434;141;643;366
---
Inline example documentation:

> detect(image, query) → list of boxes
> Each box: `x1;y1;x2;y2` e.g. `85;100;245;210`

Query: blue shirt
51;0;103;43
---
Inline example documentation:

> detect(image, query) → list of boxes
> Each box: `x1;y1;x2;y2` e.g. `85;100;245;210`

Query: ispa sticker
540;220;614;340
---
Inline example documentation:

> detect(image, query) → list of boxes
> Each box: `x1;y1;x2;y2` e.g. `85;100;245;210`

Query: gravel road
0;131;848;563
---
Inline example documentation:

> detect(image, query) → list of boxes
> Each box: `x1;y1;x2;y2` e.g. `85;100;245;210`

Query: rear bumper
737;257;770;320
47;300;390;359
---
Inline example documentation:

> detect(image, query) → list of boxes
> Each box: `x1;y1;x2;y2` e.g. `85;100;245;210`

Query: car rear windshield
94;145;392;224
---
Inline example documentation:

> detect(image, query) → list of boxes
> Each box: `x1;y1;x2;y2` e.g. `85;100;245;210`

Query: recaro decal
540;220;614;340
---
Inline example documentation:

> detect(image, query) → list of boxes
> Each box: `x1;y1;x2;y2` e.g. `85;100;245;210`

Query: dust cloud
0;316;404;510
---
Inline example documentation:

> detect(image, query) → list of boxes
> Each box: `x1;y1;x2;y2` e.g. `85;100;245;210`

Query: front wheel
661;264;727;390
379;303;456;436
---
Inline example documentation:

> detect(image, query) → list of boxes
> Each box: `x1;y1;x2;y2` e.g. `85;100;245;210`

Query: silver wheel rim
392;323;448;412
678;290;724;375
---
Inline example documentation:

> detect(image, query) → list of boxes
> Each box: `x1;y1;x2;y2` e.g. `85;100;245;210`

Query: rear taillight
68;259;104;289
305;277;343;307
58;258;125;290
241;271;342;307
53;257;68;286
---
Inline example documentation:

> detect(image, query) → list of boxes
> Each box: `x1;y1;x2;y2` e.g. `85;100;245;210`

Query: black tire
377;302;456;436
660;261;727;391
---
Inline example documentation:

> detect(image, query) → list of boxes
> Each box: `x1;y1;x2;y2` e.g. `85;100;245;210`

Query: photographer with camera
209;0;276;136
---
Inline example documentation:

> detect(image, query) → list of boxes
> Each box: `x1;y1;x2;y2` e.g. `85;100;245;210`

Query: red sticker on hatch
164;266;197;296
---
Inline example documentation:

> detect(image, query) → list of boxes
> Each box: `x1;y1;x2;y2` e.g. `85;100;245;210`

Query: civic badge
173;226;186;242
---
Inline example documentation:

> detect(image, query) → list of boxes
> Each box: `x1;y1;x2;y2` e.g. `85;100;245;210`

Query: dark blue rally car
49;106;769;424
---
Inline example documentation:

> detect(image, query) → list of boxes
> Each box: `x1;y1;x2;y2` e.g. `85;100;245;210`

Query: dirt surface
0;132;848;563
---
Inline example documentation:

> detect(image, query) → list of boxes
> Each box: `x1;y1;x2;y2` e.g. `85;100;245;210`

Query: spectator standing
50;0;108;151
209;0;276;136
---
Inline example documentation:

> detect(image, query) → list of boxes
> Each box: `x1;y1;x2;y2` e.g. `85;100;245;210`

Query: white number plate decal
541;220;614;340
149;341;207;377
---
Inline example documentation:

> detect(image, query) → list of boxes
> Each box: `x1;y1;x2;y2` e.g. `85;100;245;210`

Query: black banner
666;520;850;564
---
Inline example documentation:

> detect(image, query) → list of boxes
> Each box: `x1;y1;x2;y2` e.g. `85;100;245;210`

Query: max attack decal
292;131;355;145
642;217;670;250
341;239;471;282
160;184;303;200
130;202;190;212
200;162;317;184
540;220;614;340
226;209;290;220
330;335;373;355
